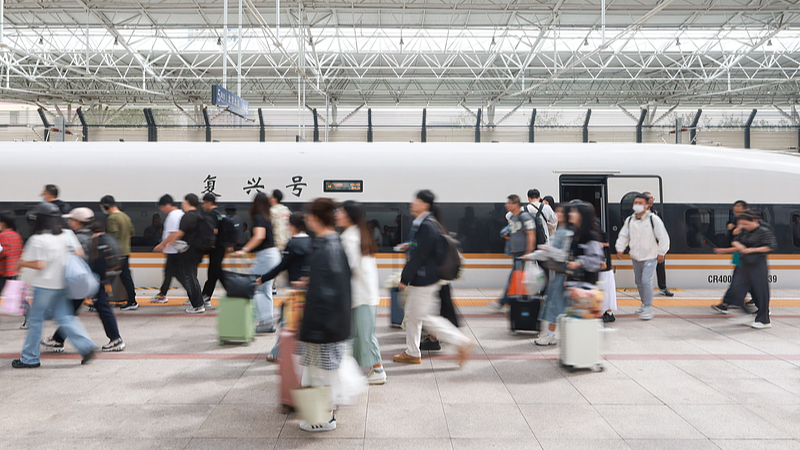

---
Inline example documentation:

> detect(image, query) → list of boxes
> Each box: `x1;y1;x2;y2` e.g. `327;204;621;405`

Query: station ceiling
0;0;799;115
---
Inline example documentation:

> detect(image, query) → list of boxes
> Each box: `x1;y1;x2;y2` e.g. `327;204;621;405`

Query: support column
582;109;592;143
202;107;211;142
37;107;51;141
367;108;373;143
76;107;88;142
636;108;647;143
143;108;157;142
529;108;537;143
744;109;757;149
475;109;482;143
421;108;427;143
258;108;265;142
313;108;319;142
689;109;702;145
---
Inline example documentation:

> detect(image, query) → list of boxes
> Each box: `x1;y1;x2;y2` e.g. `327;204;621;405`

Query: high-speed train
2;141;799;290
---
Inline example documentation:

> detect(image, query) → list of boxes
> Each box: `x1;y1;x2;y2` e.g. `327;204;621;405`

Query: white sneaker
634;306;644;315
186;306;205;314
366;368;387;385
300;416;336;432
535;333;557;346
639;308;654;320
751;321;772;329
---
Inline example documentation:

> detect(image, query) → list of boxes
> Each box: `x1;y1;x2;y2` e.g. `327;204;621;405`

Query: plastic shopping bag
64;254;100;300
524;261;547;295
333;356;369;407
0;280;27;316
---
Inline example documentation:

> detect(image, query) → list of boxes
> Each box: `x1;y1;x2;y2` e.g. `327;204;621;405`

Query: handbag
220;270;258;299
0;280;28;315
64;254;100;299
291;386;332;425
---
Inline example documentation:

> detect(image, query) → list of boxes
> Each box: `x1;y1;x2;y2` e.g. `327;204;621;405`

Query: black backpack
89;233;123;281
529;204;548;246
427;218;462;281
191;211;217;253
218;213;238;248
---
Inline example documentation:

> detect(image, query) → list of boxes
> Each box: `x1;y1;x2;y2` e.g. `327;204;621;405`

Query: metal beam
37;107;51;142
475;108;482;143
689;109;702;145
76;106;87;142
367;108;373;143
258;108;265;142
528;108;536;143
421;108;426;143
202;107;211;142
636;108;647;143
313;108;319;142
744;108;757;149
582;109;592;143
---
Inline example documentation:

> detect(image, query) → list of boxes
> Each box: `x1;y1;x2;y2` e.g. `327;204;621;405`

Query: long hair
571;202;598;244
342;200;377;256
250;192;272;225
32;214;62;236
0;211;17;231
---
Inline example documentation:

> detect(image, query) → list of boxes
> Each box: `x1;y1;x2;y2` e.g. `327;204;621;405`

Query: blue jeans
21;287;98;364
539;272;567;324
252;247;281;326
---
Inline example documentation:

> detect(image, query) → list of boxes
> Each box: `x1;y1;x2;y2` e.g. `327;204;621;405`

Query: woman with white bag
12;203;98;369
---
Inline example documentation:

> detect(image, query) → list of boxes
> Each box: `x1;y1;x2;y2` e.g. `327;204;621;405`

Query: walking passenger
393;190;474;366
201;194;228;303
527;189;557;241
43;210;125;352
713;200;754;313
12;203;98;368
42;184;70;216
615;194;670;321
335;201;386;385
235;193;280;333
0;211;25;329
491;194;536;310
154;194;205;313
643;192;674;297
150;195;184;303
270;190;292;295
596;221;617;323
296;198;352;432
100;195;138;311
718;210;776;328
535;204;573;345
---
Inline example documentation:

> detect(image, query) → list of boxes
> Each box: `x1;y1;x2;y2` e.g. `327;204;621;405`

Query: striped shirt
0;229;23;277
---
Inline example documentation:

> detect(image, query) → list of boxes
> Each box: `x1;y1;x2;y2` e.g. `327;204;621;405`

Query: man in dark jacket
393;190;473;366
201;193;229;303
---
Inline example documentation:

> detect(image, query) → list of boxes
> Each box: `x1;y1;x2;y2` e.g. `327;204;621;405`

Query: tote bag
0;280;27;315
291;386;332;425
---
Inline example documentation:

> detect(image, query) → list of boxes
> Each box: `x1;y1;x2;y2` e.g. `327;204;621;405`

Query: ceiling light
767;39;773;46
38;37;44;45
491;36;496;46
583;38;589;46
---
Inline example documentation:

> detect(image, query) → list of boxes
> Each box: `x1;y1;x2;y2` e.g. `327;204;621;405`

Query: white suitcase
557;315;604;372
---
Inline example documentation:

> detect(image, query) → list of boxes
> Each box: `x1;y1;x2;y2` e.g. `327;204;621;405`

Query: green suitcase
217;295;255;345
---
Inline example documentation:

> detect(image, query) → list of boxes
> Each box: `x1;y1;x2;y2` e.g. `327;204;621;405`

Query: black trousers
722;257;770;324
202;246;225;299
439;284;460;328
158;254;180;296
176;249;204;308
55;288;121;343
119;256;137;304
656;261;667;290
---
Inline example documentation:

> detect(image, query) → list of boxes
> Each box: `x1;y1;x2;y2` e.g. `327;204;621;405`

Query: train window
685;208;731;248
792;214;800;248
620;191;639;218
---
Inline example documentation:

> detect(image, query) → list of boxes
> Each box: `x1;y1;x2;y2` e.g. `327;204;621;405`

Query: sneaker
420;337;441;351
41;336;65;353
489;301;503;311
745;300;756;308
639;308;654;320
392;351;422;364
255;321;276;333
120;302;139;311
751;321;772;329
183;300;192;306
150;295;168;304
659;288;675;297
300;415;336;432
712;303;730;314
634;306;644;315
272;288;278;297
11;359;40;369
204;300;212;308
101;338;126;352
602;311;616;323
366;368;387;385
535;333;557;346
19;319;28;330
186;306;205;314
81;350;96;365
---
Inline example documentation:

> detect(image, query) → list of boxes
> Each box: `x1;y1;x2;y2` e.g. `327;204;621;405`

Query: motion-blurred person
12;203;98;368
143;214;163;247
0;211;25;328
43;210;125;353
150;195;184;303
527;189;557;241
491;194;536;310
42;184;70;216
535;204;573;344
644;191;674;297
100;195;137;311
258;212;312;362
615;194;670;321
225;207;245;250
713;201;756;313
336;201;386;385
235;193;280;332
536;202;605;346
296;198;352;432
154;194;205;313
393;190;474;366
716;210;776;328
596;219;617;323
200;194;229;303
270;190;292;296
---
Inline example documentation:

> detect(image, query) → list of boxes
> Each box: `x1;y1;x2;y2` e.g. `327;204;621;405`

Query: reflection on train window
685;208;732;248
792;214;800;248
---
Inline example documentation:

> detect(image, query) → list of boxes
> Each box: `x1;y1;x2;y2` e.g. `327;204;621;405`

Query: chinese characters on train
200;175;306;198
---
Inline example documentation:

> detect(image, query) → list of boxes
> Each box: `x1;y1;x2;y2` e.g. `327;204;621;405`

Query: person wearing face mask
615;194;670;321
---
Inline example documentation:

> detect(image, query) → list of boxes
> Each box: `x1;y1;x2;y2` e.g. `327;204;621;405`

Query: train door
560;175;608;231
606;175;663;250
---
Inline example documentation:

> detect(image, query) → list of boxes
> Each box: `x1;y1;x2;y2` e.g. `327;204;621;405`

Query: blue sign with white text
212;84;249;118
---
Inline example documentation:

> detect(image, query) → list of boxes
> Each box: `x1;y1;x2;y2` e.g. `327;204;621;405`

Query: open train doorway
560;175;607;232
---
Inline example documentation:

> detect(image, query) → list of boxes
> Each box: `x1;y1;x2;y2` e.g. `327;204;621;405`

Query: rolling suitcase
279;328;302;413
217;295;255;345
509;295;541;334
390;287;404;328
557;314;604;372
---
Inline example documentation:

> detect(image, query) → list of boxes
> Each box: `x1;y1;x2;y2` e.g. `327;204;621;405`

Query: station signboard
212;84;249;118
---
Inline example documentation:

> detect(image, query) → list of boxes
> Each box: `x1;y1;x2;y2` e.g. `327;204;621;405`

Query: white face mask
632;204;645;214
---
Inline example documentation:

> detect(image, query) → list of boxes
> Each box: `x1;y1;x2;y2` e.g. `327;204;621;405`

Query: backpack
427;217;463;281
191;210;217;253
89;233;123;280
529;204;548;246
218;213;238;248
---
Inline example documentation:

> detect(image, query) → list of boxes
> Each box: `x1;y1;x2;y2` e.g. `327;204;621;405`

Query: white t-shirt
162;209;185;254
21;230;81;290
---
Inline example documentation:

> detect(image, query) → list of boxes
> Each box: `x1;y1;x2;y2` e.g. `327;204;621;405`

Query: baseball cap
63;207;95;223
